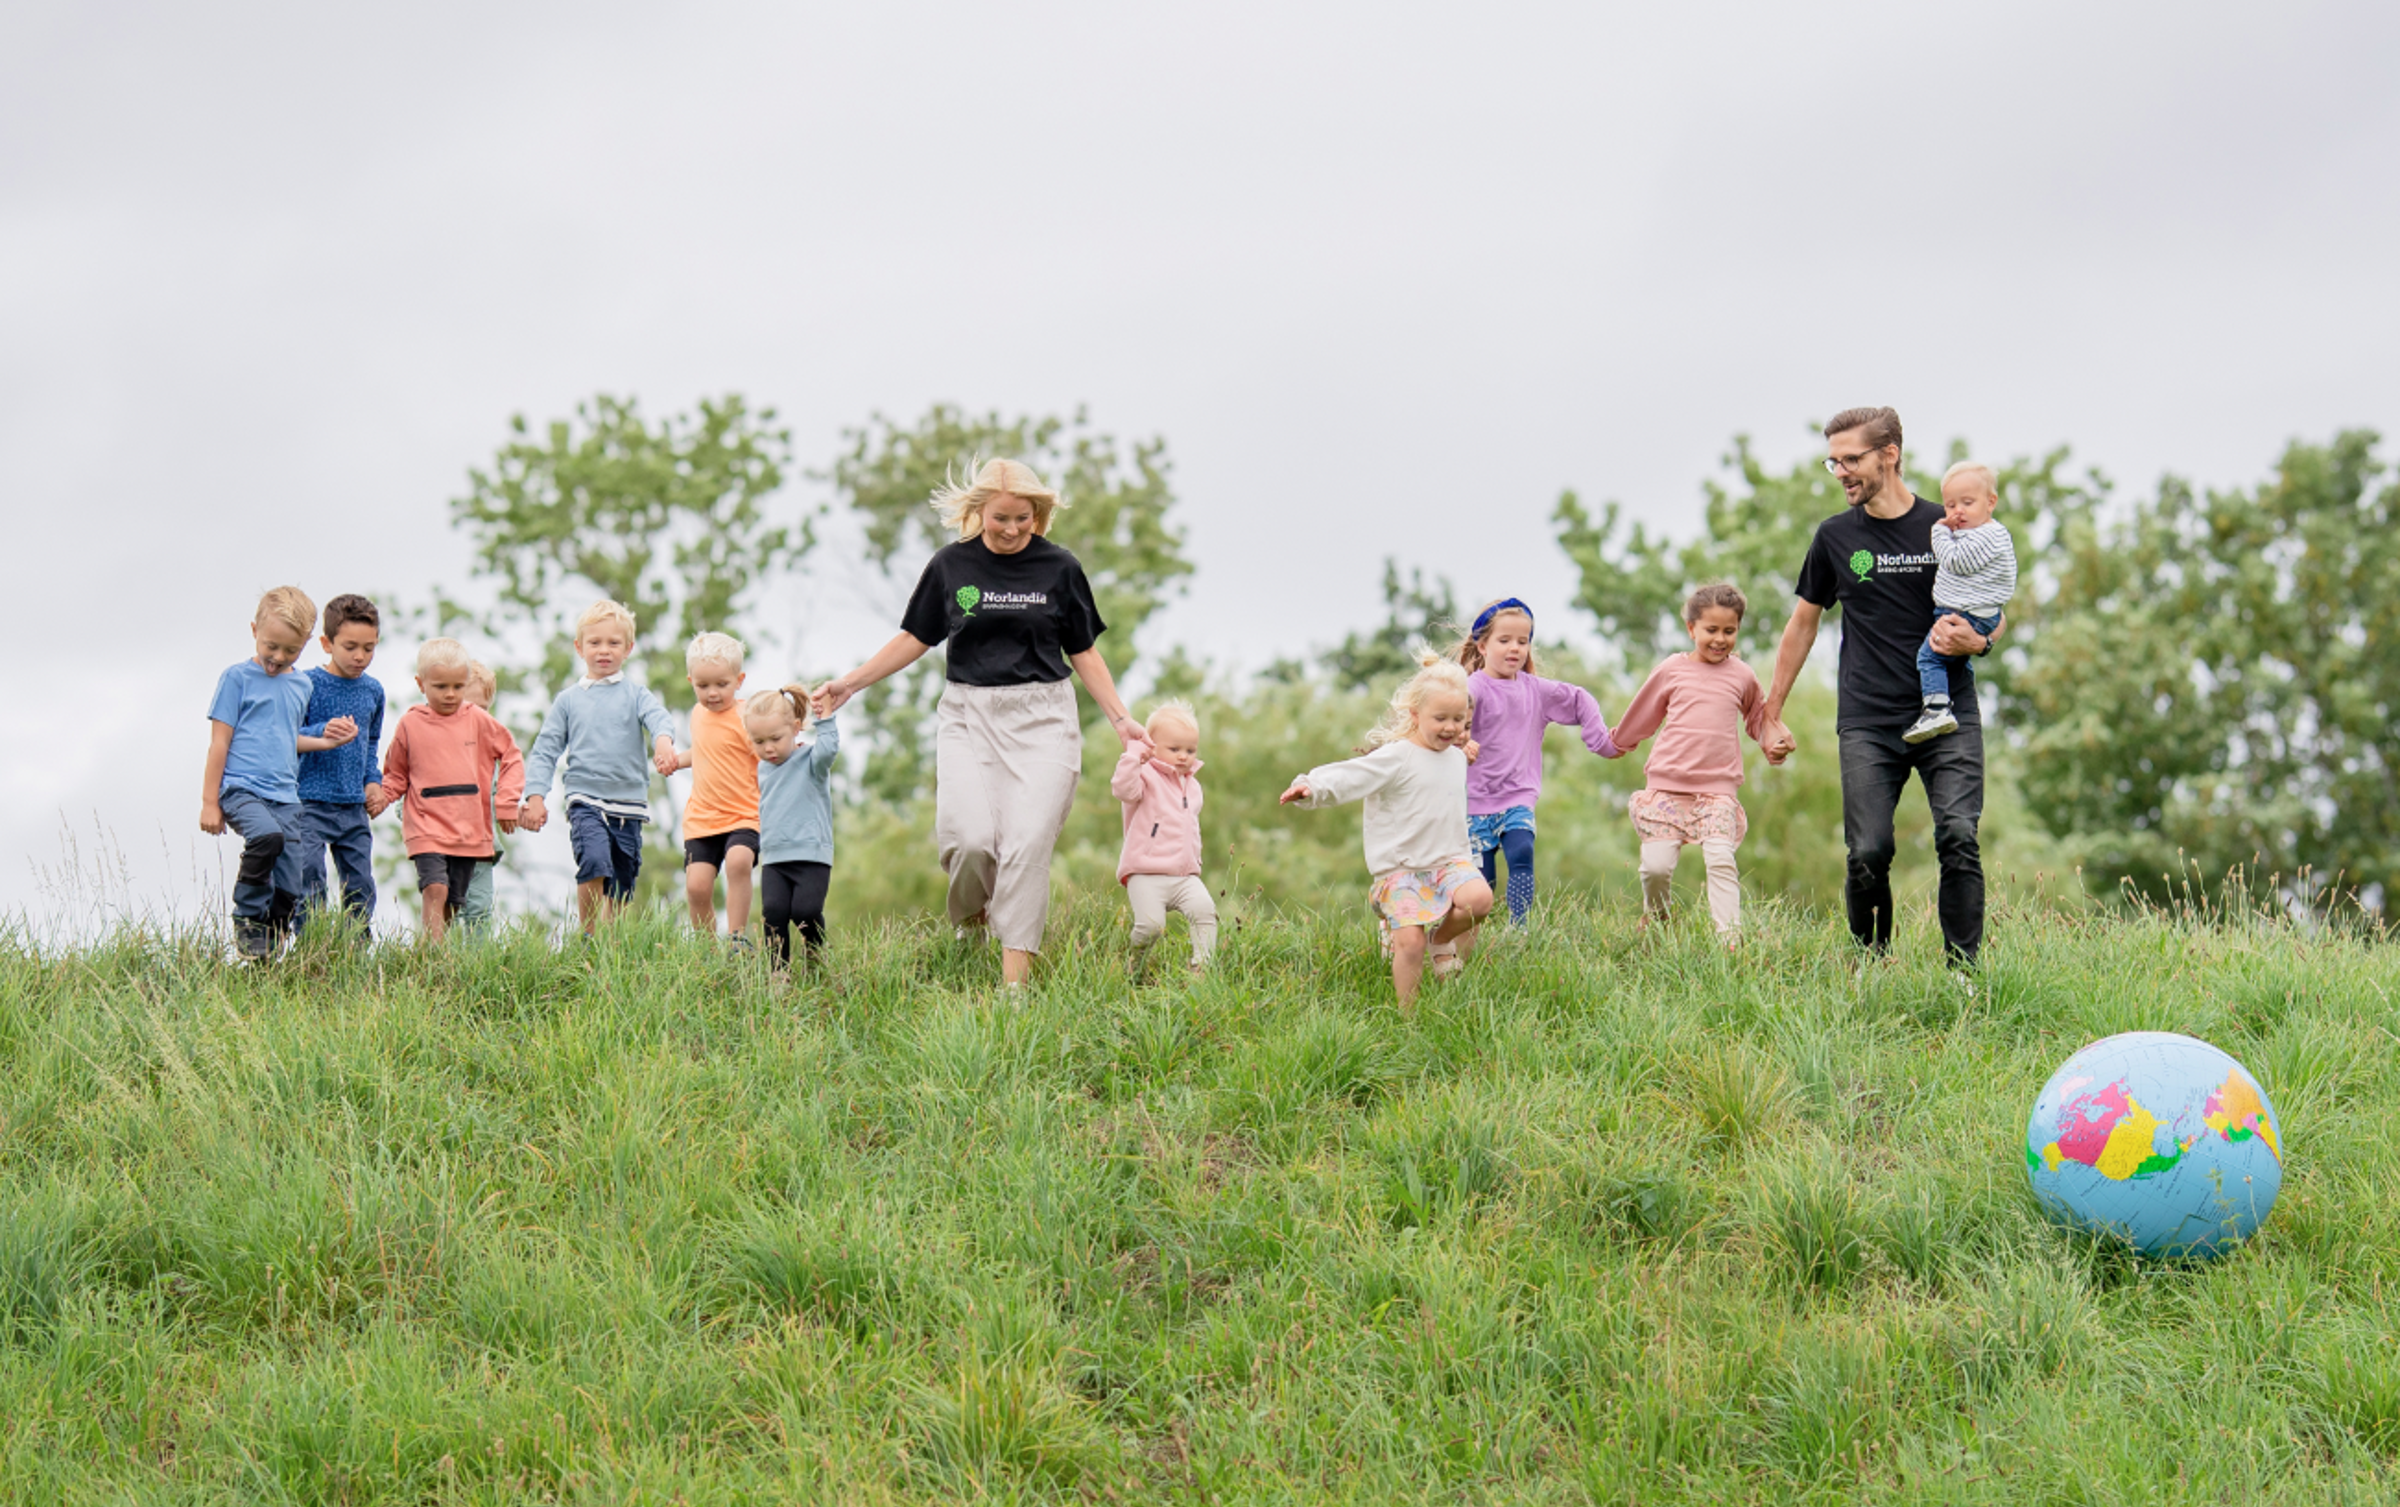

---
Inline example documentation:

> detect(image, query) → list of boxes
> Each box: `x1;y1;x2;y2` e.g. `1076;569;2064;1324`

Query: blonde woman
815;457;1145;987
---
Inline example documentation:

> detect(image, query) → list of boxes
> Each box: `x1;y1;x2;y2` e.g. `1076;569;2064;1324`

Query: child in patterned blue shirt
294;594;389;934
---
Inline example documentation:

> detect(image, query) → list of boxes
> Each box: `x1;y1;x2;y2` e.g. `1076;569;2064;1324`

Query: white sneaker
1903;704;1958;744
1429;941;1463;979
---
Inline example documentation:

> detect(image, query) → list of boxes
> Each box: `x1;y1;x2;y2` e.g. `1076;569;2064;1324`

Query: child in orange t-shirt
672;632;762;945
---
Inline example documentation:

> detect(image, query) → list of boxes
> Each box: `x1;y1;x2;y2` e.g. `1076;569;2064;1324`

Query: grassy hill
0;894;2393;1503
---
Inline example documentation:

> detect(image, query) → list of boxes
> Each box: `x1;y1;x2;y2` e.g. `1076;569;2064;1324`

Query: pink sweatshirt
382;704;525;857
1612;653;1772;796
1111;749;1205;882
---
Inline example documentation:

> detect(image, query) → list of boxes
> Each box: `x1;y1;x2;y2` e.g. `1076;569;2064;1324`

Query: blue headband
1472;598;1533;637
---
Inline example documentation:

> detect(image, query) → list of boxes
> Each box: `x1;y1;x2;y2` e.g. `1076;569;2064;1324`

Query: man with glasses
1759;406;1997;967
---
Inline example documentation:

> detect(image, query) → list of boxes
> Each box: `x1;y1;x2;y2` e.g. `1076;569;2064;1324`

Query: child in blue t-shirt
202;587;351;957
294;593;389;933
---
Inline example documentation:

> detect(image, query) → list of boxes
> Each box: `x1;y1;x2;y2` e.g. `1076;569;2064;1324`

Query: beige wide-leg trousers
933;679;1082;953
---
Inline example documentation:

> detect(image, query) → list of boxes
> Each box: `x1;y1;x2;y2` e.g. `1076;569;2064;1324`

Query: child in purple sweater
1454;598;1621;925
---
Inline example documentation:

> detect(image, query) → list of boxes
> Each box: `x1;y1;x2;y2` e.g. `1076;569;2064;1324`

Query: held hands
1111;715;1150;753
1463;737;1481;764
363;782;390;817
520;796;547;833
320;716;359;748
812;678;854;719
1762;720;1796;765
652;736;679;778
200;799;225;836
498;817;519;835
1278;779;1311;806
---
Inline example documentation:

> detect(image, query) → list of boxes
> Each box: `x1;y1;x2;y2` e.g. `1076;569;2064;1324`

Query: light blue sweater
758;717;839;866
523;677;676;814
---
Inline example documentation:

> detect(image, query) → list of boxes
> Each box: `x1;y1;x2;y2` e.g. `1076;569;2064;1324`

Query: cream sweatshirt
1291;740;1471;877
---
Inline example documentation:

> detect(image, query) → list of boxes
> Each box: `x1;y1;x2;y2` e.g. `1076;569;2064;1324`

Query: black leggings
762;860;831;965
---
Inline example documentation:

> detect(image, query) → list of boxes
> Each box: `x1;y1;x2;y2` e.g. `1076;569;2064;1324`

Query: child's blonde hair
254;586;317;639
741;683;816;738
1450;597;1538;676
417;637;473;674
464;660;497;706
931;456;1064;540
1146;699;1199;738
1941;459;1999;497
1362;651;1473;751
686;631;745;673
576;599;639;642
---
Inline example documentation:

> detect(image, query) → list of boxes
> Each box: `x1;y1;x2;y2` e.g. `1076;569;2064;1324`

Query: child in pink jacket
1111;700;1215;975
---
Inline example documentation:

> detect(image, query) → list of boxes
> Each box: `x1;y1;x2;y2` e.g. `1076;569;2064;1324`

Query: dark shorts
567;802;646;901
683;828;760;869
411;852;486;913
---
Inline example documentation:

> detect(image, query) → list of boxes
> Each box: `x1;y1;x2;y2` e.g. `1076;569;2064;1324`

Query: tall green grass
0;891;2391;1502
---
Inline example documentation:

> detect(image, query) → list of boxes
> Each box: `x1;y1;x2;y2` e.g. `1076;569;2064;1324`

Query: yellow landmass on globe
2092;1095;2167;1181
2203;1071;2282;1161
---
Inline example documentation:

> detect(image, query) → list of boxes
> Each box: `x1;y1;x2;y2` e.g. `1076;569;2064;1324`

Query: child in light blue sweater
742;684;839;969
519;600;678;934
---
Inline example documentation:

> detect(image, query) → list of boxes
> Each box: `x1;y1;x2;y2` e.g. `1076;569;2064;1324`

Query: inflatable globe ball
2023;1031;2284;1259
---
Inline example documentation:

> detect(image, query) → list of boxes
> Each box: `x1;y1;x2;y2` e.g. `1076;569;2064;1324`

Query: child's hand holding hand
498;817;519;835
1463;738;1481;764
812;679;853;718
200;799;225;836
1278;779;1311;806
652;736;679;778
321;716;358;747
363;782;389;817
519;796;547;832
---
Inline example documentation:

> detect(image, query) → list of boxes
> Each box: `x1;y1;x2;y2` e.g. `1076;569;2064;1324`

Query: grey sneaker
234;922;275;960
1903;703;1958;744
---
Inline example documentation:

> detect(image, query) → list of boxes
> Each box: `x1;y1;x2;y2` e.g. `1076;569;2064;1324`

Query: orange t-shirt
682;702;761;838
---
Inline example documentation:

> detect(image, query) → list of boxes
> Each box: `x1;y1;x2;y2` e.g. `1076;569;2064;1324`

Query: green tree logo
956;585;981;616
1849;549;1875;580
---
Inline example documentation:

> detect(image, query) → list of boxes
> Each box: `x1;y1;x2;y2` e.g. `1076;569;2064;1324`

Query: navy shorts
567;803;646;901
682;827;759;869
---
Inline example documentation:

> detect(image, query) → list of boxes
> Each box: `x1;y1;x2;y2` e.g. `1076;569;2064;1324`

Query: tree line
410;394;2398;921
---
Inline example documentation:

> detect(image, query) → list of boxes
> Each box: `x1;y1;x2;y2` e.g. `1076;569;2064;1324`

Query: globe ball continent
2024;1031;2283;1259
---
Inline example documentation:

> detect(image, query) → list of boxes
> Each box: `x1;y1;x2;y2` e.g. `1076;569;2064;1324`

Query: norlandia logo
1850;549;1875;580
956;585;980;616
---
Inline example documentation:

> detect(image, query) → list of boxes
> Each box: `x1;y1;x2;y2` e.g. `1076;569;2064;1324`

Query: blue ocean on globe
2024;1031;2284;1258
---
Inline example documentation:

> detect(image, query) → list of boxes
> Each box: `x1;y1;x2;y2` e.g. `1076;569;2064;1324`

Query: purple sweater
1466;670;1620;815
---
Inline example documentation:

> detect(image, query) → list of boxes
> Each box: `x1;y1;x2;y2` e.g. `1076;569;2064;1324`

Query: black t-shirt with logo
1793;494;1981;732
900;535;1107;686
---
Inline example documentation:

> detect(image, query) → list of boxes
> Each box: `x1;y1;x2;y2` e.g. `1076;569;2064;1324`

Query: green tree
2014;431;2399;911
1318;560;1460;691
822;404;1194;805
450;394;808;709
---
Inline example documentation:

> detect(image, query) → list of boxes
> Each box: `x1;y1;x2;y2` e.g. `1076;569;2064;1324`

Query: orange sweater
382;704;525;857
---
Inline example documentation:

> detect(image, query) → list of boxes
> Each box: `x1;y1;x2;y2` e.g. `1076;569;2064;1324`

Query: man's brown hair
322;593;380;637
1823;406;1902;453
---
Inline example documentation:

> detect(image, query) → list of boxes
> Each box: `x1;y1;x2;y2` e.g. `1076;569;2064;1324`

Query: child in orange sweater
1610;584;1774;941
381;638;525;941
671;632;761;945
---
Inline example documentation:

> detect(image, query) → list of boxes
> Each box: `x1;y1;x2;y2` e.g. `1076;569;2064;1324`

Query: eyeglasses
1822;448;1886;475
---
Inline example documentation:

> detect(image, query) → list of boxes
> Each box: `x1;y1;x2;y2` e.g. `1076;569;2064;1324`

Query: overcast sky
5;1;2396;935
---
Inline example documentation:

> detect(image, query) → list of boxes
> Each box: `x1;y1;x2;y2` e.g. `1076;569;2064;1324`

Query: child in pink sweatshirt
1611;584;1774;941
1110;700;1215;975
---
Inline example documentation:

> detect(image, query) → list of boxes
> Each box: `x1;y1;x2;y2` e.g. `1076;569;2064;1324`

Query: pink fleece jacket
1111;749;1205;882
1612;653;1772;796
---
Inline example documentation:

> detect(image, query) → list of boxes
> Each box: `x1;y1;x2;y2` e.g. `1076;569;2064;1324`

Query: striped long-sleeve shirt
1929;519;2017;615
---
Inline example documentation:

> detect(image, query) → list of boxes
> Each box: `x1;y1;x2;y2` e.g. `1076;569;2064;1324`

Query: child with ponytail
1611;584;1775;943
1281;652;1493;1008
742;683;839;970
1451;597;1621;926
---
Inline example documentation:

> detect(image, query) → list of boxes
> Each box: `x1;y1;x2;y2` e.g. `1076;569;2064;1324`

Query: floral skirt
1369;857;1483;931
1626;789;1747;847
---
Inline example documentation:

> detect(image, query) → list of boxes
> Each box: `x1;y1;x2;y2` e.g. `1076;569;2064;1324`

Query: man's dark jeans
1838;723;1985;962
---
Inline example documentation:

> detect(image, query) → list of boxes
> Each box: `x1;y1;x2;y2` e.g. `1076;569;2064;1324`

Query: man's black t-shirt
900;536;1106;686
1793;495;1981;732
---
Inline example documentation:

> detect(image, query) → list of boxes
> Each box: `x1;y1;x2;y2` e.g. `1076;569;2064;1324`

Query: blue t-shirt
297;667;387;805
207;659;314;804
757;717;840;866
